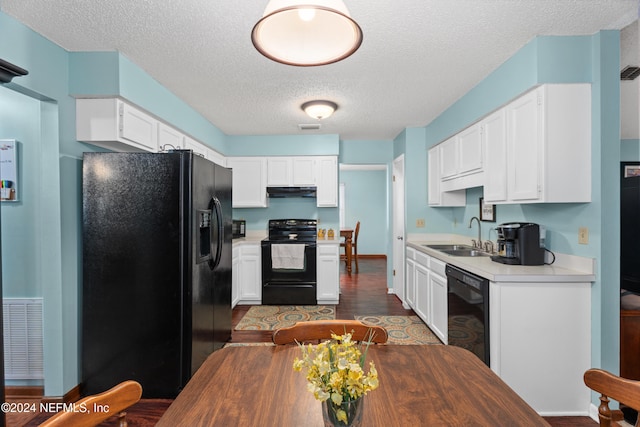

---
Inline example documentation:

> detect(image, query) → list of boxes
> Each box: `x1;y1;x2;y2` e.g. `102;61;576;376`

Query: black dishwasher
446;264;490;366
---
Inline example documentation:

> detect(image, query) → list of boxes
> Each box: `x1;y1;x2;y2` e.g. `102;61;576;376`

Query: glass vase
322;396;364;427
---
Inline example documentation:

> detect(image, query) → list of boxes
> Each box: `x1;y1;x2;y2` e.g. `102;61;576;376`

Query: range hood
267;186;317;198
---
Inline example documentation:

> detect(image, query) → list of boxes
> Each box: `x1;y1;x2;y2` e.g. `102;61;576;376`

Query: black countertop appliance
491;222;546;266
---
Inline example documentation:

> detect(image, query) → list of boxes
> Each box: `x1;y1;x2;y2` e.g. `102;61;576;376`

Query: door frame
392;155;406;307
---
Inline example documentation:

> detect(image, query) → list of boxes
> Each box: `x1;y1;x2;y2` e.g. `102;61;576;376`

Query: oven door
261;241;317;305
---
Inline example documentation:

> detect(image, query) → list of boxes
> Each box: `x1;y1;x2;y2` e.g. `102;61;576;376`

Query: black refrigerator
81;150;232;398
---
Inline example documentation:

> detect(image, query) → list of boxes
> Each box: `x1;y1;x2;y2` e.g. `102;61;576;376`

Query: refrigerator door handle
209;196;223;270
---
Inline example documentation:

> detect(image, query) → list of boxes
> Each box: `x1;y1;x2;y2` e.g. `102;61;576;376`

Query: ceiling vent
298;124;321;131
621;66;640;81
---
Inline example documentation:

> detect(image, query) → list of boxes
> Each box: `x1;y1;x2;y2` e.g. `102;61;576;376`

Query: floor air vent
3;298;44;380
621;65;640;81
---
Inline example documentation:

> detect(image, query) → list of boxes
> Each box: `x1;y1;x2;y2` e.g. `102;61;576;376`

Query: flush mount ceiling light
302;100;338;120
251;0;363;66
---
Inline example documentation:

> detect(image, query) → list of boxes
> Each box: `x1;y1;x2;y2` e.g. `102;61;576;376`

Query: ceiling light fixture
251;0;363;67
301;100;338;119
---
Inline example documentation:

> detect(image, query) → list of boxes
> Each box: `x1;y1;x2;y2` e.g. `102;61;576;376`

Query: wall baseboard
6;383;80;403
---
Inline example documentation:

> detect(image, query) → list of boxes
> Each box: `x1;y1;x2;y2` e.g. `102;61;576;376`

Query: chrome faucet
469;216;482;249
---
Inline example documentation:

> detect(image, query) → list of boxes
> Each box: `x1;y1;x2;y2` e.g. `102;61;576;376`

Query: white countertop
407;235;596;283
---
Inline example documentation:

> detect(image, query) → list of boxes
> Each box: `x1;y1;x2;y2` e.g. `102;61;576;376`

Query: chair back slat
273;320;388;345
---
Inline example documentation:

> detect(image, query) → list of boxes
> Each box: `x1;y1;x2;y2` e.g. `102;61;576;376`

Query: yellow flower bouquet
293;332;379;426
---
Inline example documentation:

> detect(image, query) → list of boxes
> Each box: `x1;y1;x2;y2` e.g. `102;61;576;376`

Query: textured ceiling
1;1;637;140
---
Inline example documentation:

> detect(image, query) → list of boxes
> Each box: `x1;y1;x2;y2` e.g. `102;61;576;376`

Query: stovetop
263;218;317;243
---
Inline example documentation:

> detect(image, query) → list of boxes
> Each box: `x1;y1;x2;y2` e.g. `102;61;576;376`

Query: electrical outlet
416;218;425;228
578;227;589;244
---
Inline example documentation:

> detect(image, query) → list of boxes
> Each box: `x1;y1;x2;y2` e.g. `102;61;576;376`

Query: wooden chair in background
340;221;360;273
40;380;142;427
272;319;388;345
583;368;640;427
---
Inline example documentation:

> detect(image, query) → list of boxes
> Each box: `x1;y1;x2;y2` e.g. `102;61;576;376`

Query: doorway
392;155;405;306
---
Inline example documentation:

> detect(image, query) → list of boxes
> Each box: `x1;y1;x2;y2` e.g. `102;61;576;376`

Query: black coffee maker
491;222;546;265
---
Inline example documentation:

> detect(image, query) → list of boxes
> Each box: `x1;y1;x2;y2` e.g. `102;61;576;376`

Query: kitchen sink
440;249;490;257
422;244;473;251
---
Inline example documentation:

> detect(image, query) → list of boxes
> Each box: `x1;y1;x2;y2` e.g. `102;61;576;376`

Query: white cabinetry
427;258;448;343
233;243;262;304
158;122;184;151
267;157;316;186
227;157;268;208
481;109;507;202
484;84;591;204
490;280;591;414
232;246;240;308
428;146;465;207
437;123;484;193
183;136;208;159
77;98;159;152
317;243;340;304
405;247;446;343
316;156;338;207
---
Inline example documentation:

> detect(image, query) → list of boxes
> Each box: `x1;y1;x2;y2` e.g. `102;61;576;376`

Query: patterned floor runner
234;305;335;330
355;315;442;345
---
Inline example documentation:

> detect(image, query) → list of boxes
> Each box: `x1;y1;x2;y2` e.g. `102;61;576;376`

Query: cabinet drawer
406;247;416;260
429;257;446;277
318;245;339;256
415;251;430;267
241;245;260;256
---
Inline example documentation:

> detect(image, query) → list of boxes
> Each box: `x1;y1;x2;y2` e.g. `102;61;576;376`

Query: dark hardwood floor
15;257;597;426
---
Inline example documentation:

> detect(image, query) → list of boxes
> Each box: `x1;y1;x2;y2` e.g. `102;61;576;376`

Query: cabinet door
439;136;458;180
317;245;340;302
507;89;541;201
292;157;316;186
227;157;268;207
458;124;482;175
239;246;261;302
427;147;441;206
405;258;416;309
119;101;158;151
267;157;291;186
482;109;507;203
158;122;184;152
414;263;430;324
316;156;338;207
184;136;208;159
429;272;448;343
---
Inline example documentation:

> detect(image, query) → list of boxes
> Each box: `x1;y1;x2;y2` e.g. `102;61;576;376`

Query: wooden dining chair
272;319;388;345
340;221;361;273
40;380;143;427
583;368;640;427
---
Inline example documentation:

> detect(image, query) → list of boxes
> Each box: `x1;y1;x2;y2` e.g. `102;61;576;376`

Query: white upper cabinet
316;156;338;207
183;136;208;159
158;122;184;151
484;84;591;204
267;157;316;186
227;157;268;208
438;123;484;192
77;98;159;152
482;109;508;202
428;145;465;207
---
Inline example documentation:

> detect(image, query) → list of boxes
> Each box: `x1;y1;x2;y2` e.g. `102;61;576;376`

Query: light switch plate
578;227;589;244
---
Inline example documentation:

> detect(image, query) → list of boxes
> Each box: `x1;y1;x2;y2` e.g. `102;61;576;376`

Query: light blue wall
400;33;621;377
621;139;640;161
340;169;387;255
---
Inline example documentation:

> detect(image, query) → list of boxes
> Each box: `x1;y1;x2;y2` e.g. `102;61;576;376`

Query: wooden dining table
340;228;354;274
157;345;549;426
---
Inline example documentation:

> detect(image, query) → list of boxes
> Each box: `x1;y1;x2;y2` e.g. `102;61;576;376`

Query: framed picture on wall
0;139;18;202
479;197;495;222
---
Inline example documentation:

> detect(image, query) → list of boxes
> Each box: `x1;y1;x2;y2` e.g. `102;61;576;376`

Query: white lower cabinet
490;281;591;414
405;247;445;343
233;243;262;305
317;244;340;304
428;259;448;343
